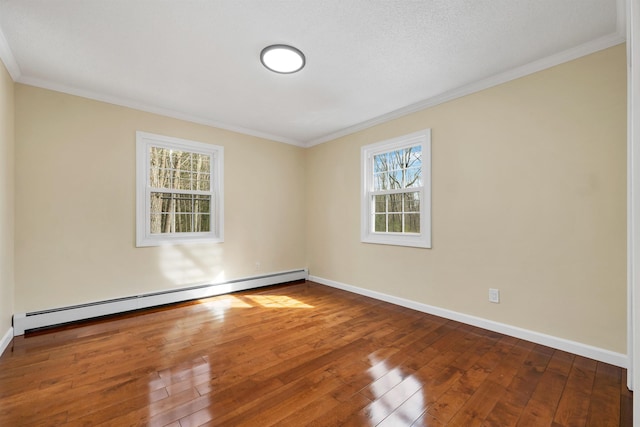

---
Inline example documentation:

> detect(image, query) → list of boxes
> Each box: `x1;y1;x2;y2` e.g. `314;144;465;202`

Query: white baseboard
1;327;13;357
13;269;308;336
309;275;628;368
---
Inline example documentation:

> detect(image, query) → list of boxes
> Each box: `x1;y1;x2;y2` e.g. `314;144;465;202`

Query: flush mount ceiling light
260;44;306;74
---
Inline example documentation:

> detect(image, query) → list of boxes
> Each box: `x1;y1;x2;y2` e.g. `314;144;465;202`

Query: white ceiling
0;0;625;147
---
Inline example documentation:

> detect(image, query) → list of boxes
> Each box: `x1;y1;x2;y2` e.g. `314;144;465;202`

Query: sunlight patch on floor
244;295;314;308
200;295;253;317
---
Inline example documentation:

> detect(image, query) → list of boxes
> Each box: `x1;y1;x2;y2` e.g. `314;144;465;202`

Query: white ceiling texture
0;1;626;146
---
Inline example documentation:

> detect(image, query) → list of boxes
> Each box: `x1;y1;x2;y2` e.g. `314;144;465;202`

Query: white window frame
136;131;224;247
361;129;431;248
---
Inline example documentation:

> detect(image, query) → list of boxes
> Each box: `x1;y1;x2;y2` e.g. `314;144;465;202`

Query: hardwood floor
0;281;632;426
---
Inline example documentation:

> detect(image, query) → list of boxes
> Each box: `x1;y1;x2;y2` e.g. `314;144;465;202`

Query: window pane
389;193;402;213
389;214;402;232
374;214;386;232
194;213;211;232
151;193;175;234
389;170;402;189
150;192;174;214
405;167;422;188
174;177;193;191
408;147;422;167
158;213;172;233
149;167;161;188
404;192;420;212
150;192;164;213
150;147;170;168
175;214;192;232
404;214;420;233
374;152;389;173
149;147;171;188
162;195;173;215
150;214;162;234
195;195;211;213
171;150;191;170
162;169;173;189
195;174;210;191
169;170;186;190
194;153;210;173
374;195;386;213
389;150;403;171
374;172;388;191
175;195;193;213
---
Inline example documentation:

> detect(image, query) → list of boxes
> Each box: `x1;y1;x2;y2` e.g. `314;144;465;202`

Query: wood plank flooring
0;281;632;426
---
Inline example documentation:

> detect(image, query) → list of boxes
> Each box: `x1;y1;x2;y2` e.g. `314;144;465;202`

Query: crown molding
0;26;20;81
304;32;626;147
15;75;305;147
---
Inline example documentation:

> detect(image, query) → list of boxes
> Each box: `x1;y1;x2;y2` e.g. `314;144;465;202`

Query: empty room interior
0;1;639;426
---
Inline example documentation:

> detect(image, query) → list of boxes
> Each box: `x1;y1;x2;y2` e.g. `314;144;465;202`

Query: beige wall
0;61;14;335
306;45;627;353
14;85;306;313
9;44;627;354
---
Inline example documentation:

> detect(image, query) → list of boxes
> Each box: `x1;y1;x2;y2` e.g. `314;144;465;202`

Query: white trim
310;275;628;368
13;269;308;335
0;26;20;81
627;0;637;392
626;0;640;422
305;34;625;147
0;327;13;356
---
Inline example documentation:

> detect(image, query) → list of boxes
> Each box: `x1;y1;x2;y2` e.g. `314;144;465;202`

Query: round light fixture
260;44;305;74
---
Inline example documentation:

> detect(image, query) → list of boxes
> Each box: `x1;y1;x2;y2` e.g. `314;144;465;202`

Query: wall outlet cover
489;288;500;303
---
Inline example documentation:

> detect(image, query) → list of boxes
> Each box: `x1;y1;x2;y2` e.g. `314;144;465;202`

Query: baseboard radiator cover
13;269;308;335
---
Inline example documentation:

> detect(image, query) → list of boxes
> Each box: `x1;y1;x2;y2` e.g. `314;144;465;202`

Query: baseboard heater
13;268;308;336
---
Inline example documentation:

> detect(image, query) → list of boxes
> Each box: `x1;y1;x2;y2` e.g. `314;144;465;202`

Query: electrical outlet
489;288;500;303
255;261;261;270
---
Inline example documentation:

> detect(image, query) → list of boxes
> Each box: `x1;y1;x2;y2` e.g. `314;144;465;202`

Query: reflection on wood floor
0;281;633;426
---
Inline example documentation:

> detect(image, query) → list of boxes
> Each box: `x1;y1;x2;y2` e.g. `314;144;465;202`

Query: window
361;129;431;248
136;132;223;247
